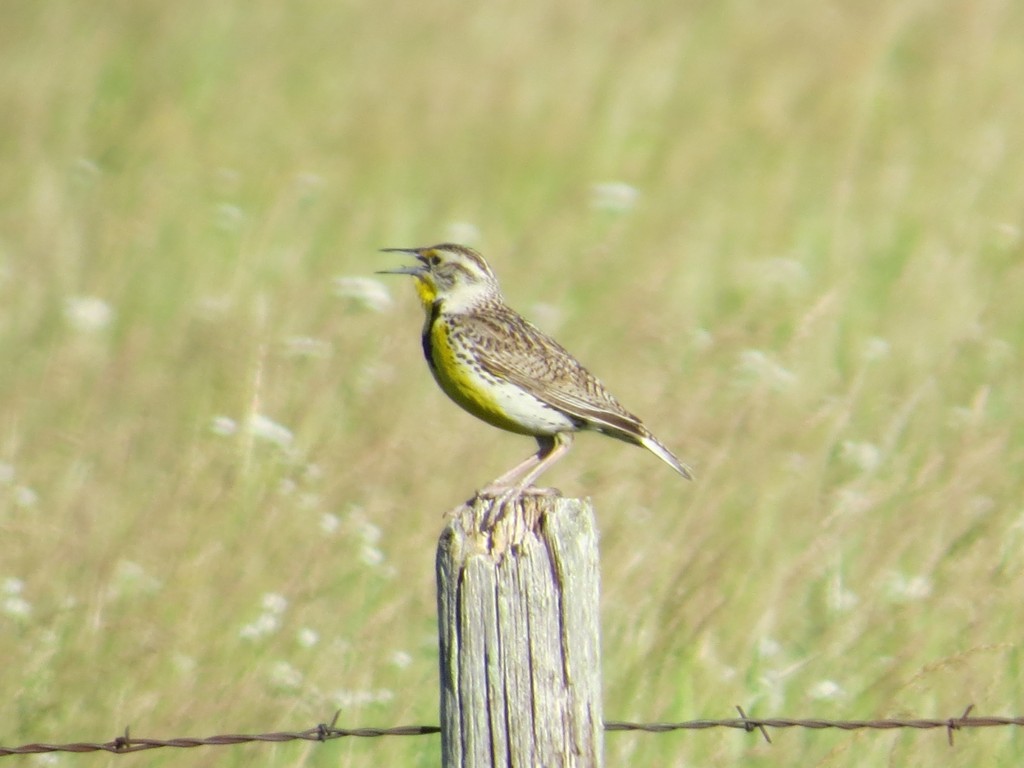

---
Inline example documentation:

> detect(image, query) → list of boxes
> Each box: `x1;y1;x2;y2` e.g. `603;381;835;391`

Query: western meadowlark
379;243;693;493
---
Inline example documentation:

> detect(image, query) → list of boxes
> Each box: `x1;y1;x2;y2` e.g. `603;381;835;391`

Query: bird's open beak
377;247;426;277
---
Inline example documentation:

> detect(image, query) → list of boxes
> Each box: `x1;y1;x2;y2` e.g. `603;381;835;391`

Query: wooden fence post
436;493;603;768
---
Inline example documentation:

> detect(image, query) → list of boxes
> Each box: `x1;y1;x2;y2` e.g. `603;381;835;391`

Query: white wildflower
333;277;393;313
839;441;882;473
357;520;382;545
691;328;714;352
283;336;332;358
214;167;242;190
861;337;891;362
831;488;873;516
591;182;639;212
108;560;163;598
808;679;844;701
827;572;859;613
262;592;289;615
64;296;115;332
13;485;38;508
295;172;325;196
248;414;294;448
210;415;238;436
298;492;321;510
268;660;303;691
886;572;932;602
215;203;245;231
73;157;101;180
297;628;320;648
444;221;481;244
390;650;413;669
361;545;385;567
2;595;32;619
528;303;564;335
330;688;394;709
735;349;797;391
749;258;808;294
240;613;280;640
756;637;781;658
173;653;197;674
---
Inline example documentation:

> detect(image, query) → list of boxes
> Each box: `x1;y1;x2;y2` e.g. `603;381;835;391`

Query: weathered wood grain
437;494;602;768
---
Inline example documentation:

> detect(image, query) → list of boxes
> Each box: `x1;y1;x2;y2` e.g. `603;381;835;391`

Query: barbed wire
0;720;440;757
4;705;1022;757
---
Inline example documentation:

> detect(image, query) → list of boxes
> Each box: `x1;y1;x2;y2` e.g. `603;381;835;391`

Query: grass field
2;0;1023;765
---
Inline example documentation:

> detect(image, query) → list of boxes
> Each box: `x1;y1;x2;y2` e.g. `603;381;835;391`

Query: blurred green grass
2;0;1023;765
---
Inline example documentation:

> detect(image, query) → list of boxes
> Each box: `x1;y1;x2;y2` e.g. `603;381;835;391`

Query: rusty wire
0;717;440;757
3;705;1022;757
604;704;1000;746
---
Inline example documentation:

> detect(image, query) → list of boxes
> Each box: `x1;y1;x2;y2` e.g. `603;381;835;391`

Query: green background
2;0;1023;765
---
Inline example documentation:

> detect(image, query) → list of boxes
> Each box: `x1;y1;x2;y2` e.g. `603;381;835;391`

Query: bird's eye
428;254;441;266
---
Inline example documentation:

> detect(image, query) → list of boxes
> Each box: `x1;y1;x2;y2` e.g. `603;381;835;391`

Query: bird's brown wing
462;310;651;444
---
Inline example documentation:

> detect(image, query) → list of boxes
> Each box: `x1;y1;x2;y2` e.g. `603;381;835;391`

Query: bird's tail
640;434;694;480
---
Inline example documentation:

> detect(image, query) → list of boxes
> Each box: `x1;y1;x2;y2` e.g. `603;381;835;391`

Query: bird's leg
477;433;570;498
477;436;553;495
444;454;539;523
514;431;573;489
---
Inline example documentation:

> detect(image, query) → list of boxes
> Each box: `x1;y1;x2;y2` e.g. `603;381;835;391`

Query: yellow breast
427;319;541;435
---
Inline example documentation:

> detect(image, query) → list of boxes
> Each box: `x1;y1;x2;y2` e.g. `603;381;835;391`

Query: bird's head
378;243;501;311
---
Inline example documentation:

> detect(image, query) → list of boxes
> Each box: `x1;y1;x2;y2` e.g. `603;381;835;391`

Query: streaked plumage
379;243;693;492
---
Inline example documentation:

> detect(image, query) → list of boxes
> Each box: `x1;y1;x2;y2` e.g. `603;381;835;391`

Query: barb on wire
947;704;974;746
4;706;1024;758
735;704;772;744
602;703;1024;741
0;723;441;757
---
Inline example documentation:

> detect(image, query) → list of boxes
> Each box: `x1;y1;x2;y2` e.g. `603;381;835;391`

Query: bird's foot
475;484;561;500
442;485;562;527
453;485;559;529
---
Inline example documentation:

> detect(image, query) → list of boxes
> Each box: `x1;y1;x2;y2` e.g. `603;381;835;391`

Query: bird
378;243;693;494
